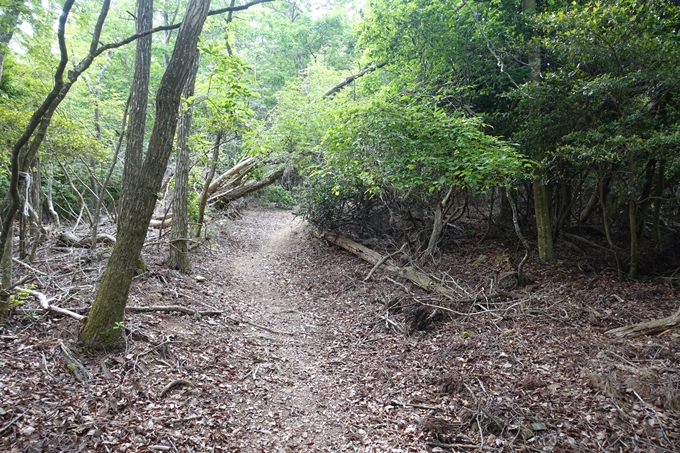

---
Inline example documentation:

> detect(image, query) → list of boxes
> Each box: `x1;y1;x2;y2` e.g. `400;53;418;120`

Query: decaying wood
606;306;680;337
58;231;116;248
149;215;172;229
209;167;285;204
60;342;91;382
17;286;85;321
160;379;193;397
320;232;458;300
207;157;257;195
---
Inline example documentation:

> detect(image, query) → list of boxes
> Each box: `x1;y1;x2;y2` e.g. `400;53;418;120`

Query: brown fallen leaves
1;208;679;452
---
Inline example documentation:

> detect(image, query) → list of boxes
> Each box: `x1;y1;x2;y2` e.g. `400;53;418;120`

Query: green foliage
259;184;296;208
296;93;530;230
188;190;200;223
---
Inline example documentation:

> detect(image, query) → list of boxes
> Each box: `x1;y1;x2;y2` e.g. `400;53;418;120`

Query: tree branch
323;62;387;98
94;0;275;57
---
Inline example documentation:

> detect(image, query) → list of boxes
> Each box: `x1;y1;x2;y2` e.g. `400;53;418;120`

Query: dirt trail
4;208;678;452
221;210;348;451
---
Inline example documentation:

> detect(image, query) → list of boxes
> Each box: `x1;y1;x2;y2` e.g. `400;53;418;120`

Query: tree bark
533;178;555;263
195;132;222;238
167;50;199;273
119;0;153;222
80;0;211;352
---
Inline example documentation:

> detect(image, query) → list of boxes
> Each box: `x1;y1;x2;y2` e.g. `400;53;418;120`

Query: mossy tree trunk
79;0;211;351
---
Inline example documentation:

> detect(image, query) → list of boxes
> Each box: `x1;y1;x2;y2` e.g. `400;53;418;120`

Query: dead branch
320;231;459;300
364;243;407;282
17;286;85;321
225;315;294;335
12;257;48;276
58;231;116;247
0;414;23;434
606;306;680;337
391;400;441;411
323;62;387;98
126;305;221;316
160;379;193;397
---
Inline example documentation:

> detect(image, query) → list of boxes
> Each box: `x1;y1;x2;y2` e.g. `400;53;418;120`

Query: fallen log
208;167;284;204
58;231;116;247
207;157;257;195
606;306;680;337
320;232;458;300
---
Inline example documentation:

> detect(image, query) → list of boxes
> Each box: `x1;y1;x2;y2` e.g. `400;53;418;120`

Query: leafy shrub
259;185;296;208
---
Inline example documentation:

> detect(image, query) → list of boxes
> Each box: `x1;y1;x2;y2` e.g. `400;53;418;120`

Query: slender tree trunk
628;150;638;279
167;50;199;273
0;0;111;284
0;232;12;323
422;186;455;261
599;164;623;279
0;2;21;82
196;132;222;238
523;0;555;263
636;159;656;241
46;163;60;226
91;95;130;253
80;0;211;351
119;0;153;226
533;177;555;263
653;160;664;246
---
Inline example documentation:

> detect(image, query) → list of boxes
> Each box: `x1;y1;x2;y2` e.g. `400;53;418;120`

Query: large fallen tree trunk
606;306;680;337
320;231;458;300
207;157;257;195
209;167;284;204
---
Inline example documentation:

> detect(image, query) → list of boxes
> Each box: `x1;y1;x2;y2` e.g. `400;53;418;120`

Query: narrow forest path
173;208;430;452
4;208;679;453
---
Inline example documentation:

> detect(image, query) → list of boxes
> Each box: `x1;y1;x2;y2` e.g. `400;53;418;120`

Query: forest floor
1;207;679;453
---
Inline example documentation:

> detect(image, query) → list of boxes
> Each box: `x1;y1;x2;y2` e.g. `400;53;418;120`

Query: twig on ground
160;379;193;397
364;243;407;282
0;414;23;434
225;315;294;335
391;399;441;411
126;305;221;316
12;257;48;276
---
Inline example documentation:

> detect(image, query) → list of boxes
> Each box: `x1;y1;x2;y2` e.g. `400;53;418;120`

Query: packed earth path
2;207;680;453
2;208;442;452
